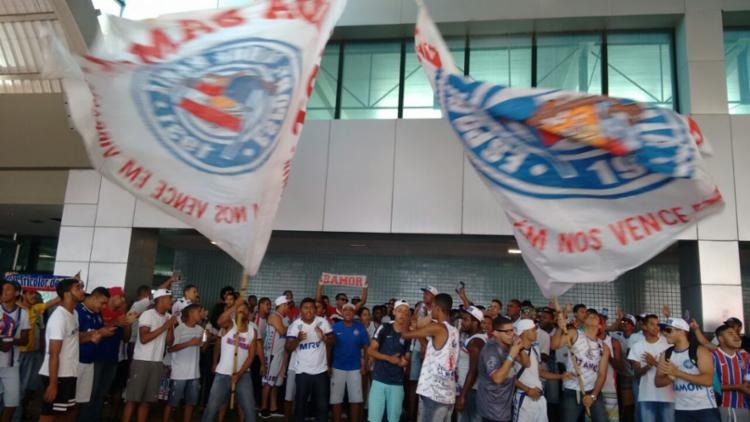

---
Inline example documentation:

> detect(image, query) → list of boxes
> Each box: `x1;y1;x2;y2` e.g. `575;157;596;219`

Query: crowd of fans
0;274;747;422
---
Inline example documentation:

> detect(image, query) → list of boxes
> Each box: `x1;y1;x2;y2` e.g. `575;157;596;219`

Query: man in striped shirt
712;324;750;422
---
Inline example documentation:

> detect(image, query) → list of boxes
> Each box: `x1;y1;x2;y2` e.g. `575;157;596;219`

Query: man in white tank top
551;308;610;422
655;317;720;422
456;306;487;422
402;293;459;422
260;295;290;418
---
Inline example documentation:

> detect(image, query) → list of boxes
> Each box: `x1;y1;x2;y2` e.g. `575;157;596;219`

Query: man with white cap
330;302;369;422
656;317;719;422
456;306;487;422
513;318;573;422
123;288;176;422
367;300;412;422
260;295;290;418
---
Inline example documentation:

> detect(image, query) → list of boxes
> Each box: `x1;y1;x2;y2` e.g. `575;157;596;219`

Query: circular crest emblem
133;38;301;175
437;71;692;199
682;359;695;370
353;329;360;336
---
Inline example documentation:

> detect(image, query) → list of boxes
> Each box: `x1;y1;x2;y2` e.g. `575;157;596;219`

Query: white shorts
262;353;285;387
0;366;21;407
514;391;548;422
284;370;296;402
75;362;94;403
330;368;362;404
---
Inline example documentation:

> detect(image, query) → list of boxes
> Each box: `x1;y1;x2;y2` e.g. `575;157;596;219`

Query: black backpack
664;343;698;366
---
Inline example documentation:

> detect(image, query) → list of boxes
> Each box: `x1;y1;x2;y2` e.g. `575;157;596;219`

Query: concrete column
676;1;743;331
53;170;137;291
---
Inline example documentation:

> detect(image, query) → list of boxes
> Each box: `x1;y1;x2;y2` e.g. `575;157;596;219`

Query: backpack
664;343;698;366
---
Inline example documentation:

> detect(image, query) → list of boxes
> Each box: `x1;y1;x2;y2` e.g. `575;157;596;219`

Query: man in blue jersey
330;303;370;422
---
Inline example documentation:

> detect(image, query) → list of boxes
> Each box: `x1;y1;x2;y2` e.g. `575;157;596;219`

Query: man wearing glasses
476;316;529;422
655;318;719;422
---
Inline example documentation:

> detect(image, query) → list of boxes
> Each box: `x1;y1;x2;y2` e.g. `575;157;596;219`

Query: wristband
506;355;515;363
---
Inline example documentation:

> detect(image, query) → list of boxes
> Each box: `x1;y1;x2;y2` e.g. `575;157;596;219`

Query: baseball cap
421;285;438;296
660;317;690;332
621;314;637;326
342;303;355;310
394;300;409;310
108;287;124;297
724;317;743;326
462;306;484;323
152;289;172;300
274;295;290;307
513;319;536;335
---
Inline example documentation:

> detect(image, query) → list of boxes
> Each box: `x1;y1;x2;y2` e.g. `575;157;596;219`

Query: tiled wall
173;248;681;317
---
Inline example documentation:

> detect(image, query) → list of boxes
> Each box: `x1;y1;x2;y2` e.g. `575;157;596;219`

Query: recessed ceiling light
210;241;217;245
508;248;522;254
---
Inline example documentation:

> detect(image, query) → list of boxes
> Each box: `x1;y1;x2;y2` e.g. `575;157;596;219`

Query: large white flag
48;1;346;275
415;6;723;297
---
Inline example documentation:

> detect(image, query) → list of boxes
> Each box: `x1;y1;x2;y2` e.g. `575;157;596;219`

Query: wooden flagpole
552;297;590;417
230;272;250;410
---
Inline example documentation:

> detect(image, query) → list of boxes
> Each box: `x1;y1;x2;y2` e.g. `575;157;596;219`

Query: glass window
537;33;602;94
340;42;402;119
307;44;341;120
725;29;750;114
607;32;674;109
469;36;532;88
402;38;465;119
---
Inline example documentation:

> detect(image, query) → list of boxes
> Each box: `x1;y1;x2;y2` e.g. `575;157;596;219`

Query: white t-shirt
128;297;151;344
133;309;170;362
0;305;30;367
287;316;332;375
215;324;256;376
627;335;674;403
170;323;203;380
39;307;79;377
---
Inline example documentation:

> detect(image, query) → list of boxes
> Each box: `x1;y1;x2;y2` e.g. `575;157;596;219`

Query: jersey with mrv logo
287;316;332;375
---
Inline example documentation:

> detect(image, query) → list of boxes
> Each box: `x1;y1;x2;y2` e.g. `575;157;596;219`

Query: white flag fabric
48;1;346;275
415;6;723;297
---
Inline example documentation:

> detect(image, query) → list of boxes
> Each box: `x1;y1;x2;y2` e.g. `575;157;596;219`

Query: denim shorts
169;378;201;407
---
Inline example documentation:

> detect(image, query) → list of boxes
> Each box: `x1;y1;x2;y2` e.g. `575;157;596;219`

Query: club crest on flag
133;38;301;175
437;70;699;200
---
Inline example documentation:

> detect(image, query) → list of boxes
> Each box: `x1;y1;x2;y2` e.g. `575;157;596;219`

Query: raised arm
490;339;523;384
690;320;717;350
354;285;368;312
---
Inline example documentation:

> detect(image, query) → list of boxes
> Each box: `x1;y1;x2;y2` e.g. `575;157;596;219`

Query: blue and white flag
416;6;723;297
47;0;346;275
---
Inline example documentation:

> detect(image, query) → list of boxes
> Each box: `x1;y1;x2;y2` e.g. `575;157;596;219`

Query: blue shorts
169;379;200;407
